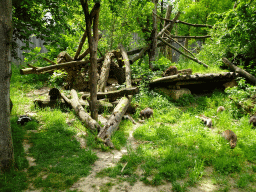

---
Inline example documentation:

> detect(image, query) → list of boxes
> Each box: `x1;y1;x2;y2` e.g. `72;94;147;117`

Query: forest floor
24;122;218;192
20;86;251;192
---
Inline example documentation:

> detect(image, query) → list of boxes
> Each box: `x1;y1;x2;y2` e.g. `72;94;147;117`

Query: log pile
20;4;221;148
31;43;138;147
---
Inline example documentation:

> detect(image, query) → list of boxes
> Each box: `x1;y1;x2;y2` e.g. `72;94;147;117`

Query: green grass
0;64;99;191
3;61;256;191
99;85;256;191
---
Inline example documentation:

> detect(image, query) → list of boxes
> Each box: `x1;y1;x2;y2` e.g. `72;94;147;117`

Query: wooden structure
150;72;240;93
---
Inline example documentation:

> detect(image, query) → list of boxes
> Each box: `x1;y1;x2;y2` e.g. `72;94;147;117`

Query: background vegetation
1;0;256;191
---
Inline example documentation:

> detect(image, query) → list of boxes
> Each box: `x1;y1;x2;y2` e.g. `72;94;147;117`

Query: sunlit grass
100;86;256;191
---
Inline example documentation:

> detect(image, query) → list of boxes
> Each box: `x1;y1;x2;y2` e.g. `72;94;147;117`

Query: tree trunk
119;44;132;88
163;5;172;35
97;51;114;92
70;89;102;132
148;0;158;70
80;0;100;120
0;0;14;172
161;4;172;56
222;57;256;84
97;96;131;146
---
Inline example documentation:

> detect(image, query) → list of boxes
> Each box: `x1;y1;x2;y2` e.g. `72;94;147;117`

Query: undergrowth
3;62;256;191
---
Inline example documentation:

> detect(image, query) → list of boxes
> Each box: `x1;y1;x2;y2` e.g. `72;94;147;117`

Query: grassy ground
1;60;256;191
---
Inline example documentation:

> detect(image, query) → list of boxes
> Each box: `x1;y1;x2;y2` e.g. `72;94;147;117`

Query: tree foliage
12;0;80;58
212;0;256;69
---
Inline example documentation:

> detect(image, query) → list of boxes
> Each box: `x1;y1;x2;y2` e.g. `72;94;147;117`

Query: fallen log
97;45;134;147
20;57;105;75
97;51;115;92
20;60;89;75
178;69;192;75
97;96;132;146
222;57;256;85
35;97;114;114
81;87;139;102
119;44;132;88
70;89;102;132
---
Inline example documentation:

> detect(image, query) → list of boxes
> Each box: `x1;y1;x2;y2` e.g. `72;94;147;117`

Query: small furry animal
196;115;212;128
249;115;256;127
163;66;178;77
139;108;153;119
222;130;237;149
217;106;225;113
205;118;212;128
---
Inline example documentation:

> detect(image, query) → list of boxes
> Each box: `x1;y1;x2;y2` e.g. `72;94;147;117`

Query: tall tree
148;0;158;70
0;0;14;172
80;0;100;120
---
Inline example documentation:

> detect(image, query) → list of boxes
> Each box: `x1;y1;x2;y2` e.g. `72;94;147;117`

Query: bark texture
222;57;256;84
97;51;114;92
97;96;131;144
119;44;132;88
82;87;139;102
0;0;14;172
148;0;158;70
70;89;101;132
80;0;101;120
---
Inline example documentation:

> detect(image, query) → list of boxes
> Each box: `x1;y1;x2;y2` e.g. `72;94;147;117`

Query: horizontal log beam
82;87;139;102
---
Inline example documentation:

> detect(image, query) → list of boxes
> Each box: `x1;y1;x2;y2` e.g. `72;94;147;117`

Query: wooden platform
149;72;239;91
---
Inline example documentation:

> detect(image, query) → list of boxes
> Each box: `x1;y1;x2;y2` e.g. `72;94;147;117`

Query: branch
43;58;56;65
130;45;149;64
175;20;213;28
164;32;195;58
170;35;211;39
158;37;209;68
74;30;87;60
154;12;212;28
222;57;256;84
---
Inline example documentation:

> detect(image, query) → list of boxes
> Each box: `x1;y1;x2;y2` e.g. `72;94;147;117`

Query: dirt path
69;123;175;192
69;121;230;192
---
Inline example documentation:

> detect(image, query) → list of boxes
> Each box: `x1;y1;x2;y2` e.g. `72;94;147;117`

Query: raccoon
217;106;225;113
163;66;178;77
222;130;237;149
249;115;256;127
139;107;153;119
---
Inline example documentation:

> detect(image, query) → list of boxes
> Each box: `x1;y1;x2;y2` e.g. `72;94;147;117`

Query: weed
172;181;187;192
237;173;255;188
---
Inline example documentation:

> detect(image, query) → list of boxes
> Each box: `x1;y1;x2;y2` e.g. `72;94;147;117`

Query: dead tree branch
222;57;256;84
74;30;87;60
158;37;209;68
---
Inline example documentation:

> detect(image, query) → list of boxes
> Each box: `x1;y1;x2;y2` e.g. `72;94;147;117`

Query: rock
155;87;191;100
